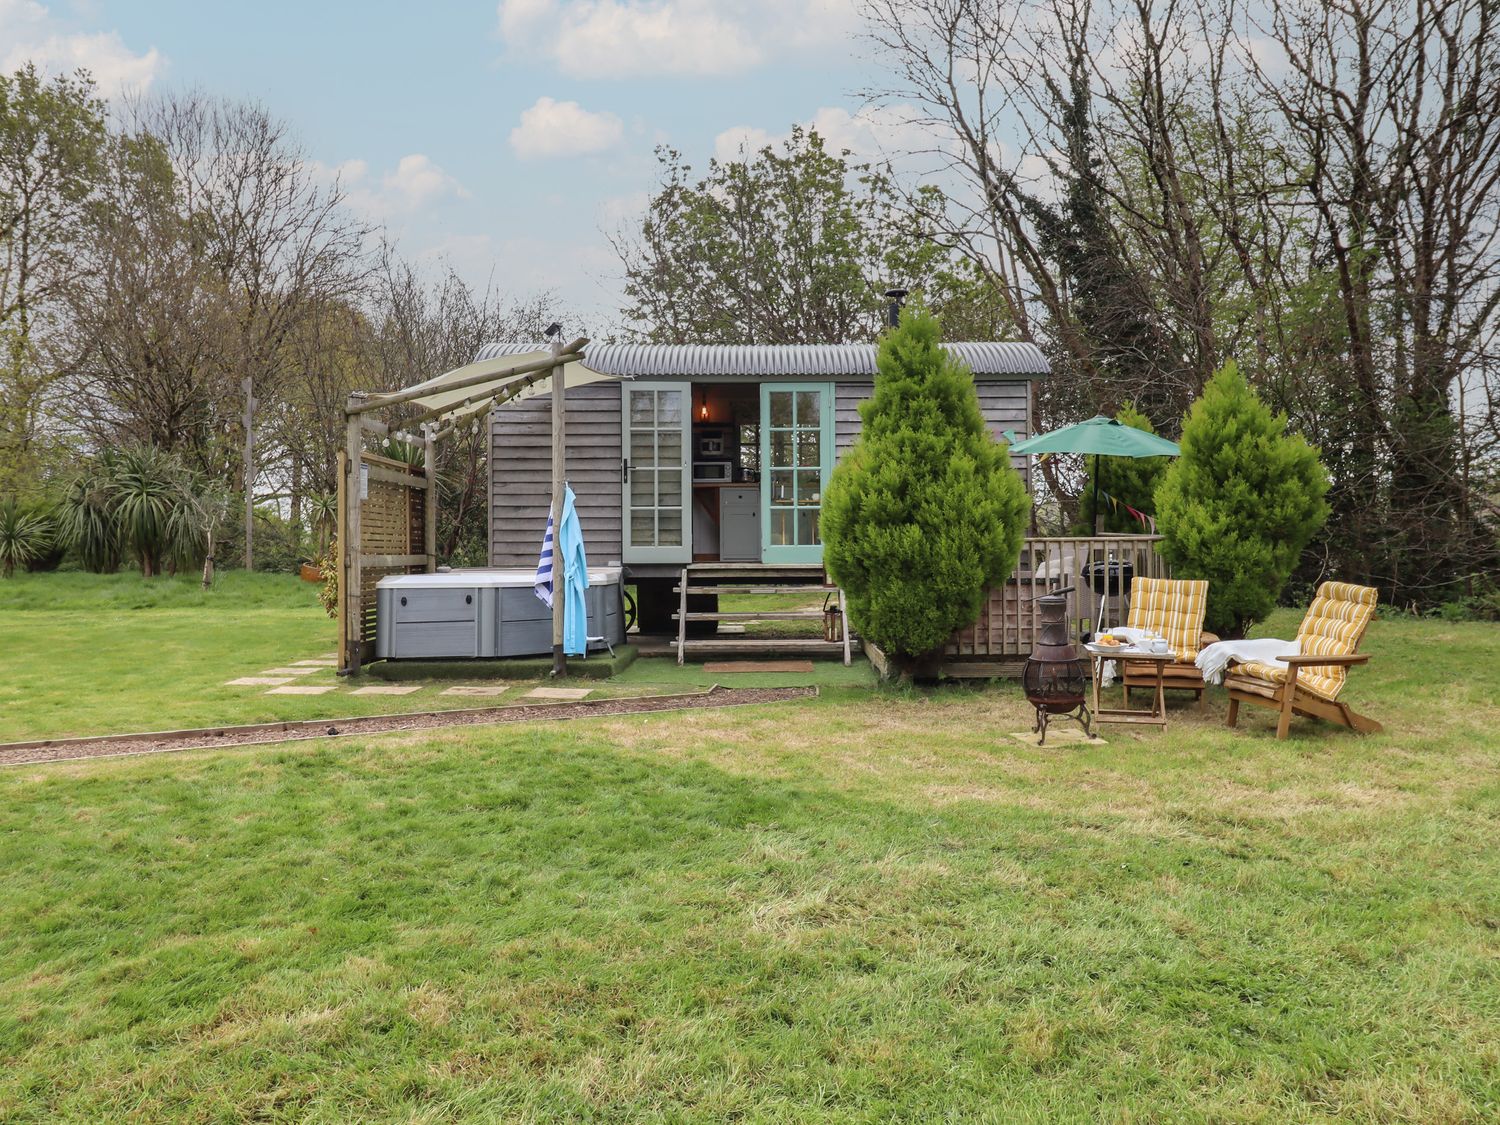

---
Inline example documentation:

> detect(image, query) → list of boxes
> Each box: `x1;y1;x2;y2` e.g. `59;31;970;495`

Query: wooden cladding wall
487;378;1032;569
945;536;1169;665
834;379;1031;482
489;383;623;568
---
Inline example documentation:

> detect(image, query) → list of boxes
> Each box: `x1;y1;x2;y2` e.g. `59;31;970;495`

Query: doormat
704;660;816;673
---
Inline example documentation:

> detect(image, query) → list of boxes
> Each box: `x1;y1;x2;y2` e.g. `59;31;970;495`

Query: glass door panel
760;382;834;564
621;382;691;563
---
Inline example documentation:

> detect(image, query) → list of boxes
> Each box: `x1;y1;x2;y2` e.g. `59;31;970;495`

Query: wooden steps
676;638;848;653
672;564;853;666
679;610;825;621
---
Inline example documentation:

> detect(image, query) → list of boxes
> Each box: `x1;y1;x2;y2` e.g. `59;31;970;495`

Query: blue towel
557;485;590;656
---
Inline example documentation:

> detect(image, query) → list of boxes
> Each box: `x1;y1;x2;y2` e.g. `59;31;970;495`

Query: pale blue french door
760;382;834;564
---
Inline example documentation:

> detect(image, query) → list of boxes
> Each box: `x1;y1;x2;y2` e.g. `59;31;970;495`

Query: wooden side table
1087;646;1175;729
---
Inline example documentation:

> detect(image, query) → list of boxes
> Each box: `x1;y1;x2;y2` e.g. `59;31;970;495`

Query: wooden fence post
423;423;438;572
549;337;566;677
336;448;348;671
342;400;364;675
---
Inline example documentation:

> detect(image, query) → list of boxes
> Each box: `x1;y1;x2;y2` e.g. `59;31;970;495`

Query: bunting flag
1097;489;1156;533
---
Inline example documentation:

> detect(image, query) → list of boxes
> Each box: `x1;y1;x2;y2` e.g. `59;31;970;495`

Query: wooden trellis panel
338;449;433;672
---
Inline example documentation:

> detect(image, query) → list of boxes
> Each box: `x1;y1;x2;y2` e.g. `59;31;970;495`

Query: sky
1;0;912;333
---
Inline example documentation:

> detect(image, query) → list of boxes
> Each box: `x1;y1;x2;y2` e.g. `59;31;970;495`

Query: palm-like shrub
380;436;425;467
822;309;1029;671
57;445;221;577
58;458;123;573
110;446;184;577
307;491;337;555
0;498;52;578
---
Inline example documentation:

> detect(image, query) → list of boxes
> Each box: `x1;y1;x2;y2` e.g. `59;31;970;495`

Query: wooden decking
637;537;1167;676
942;535;1168;674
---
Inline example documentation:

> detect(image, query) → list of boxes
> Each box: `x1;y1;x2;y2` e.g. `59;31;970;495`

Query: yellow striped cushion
1125;577;1209;662
1235;582;1377;700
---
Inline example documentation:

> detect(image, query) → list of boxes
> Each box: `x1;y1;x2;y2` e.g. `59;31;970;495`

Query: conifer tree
822;309;1028;670
1076;403;1170;533
1155;362;1329;636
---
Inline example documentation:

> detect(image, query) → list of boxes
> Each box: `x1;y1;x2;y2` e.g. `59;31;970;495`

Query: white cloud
509;96;624;159
598;189;650;228
316;153;470;219
496;0;858;79
714;104;939;165
383;154;472;209
498;0;561;40
0;0;163;97
712;125;775;162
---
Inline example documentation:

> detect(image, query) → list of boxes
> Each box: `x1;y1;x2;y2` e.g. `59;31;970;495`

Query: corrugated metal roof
472;341;1049;377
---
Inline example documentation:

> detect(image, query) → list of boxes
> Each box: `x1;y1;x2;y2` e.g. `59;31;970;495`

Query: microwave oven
693;461;733;483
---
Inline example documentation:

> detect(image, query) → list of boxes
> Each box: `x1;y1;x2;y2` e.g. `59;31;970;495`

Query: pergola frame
336;337;592;676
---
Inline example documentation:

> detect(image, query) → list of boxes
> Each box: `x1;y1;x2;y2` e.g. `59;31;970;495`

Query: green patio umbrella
1008;415;1180;534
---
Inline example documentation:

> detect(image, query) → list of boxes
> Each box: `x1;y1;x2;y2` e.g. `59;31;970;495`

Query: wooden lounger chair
1225;581;1382;739
1119;577;1218;703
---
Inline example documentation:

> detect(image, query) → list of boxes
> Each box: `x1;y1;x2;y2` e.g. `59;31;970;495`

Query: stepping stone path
295;659;339;667
226;676;293;687
440;685;509;697
351;685;422;696
523;687;594;701
262;667;319;676
266;685;337;695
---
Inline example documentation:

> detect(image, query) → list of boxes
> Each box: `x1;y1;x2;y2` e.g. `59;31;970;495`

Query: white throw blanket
1195;638;1300;685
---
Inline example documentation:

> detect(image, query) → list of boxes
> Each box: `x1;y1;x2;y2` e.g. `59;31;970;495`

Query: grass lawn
2;572;787;744
1;575;1497;1121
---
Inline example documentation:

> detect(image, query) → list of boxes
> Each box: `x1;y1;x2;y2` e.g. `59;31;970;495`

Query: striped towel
534;513;556;608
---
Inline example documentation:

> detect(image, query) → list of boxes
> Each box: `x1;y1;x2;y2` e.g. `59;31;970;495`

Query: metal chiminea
1023;584;1093;744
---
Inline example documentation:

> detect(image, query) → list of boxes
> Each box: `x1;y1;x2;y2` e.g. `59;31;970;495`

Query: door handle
621;458;629;483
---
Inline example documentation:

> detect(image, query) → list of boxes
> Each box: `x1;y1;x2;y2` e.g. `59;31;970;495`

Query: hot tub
375;568;624;660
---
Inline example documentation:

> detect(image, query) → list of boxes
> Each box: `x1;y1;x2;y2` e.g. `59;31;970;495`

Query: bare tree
63;129;234;468
863;0;1499;601
370;247;561;563
134;92;372;567
1247;0;1500;601
0;65;108;495
860;0;1221;520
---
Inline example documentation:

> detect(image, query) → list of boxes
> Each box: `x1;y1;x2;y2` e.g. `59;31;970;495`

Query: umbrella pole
1092;453;1101;536
1092;453;1105;631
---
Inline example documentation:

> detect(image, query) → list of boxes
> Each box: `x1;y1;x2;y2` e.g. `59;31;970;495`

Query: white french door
621;382;691;563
